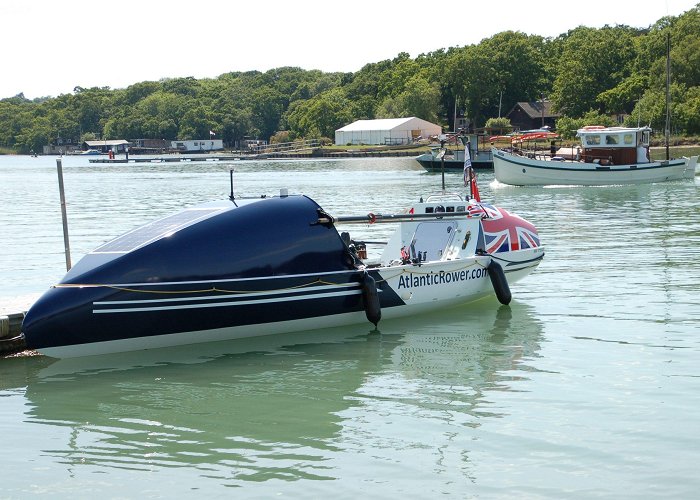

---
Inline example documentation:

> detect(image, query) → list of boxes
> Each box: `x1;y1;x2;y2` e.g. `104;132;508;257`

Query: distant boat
493;126;697;186
80;149;102;155
416;133;493;170
494;35;699;186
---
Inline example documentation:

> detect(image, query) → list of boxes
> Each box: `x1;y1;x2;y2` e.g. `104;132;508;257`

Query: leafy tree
376;74;440;122
445;44;498;129
179;105;216;140
285;88;352;139
671;37;700;88
596;74;648;115
248;86;286;140
376;53;419;100
628;83;691;134
122;81;160;105
161;76;200;97
270;130;291;144
484;117;513;134
555;111;618;140
551;26;640;117
478;31;548;115
674;85;700;134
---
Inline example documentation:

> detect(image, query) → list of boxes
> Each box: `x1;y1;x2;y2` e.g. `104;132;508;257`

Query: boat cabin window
424;204;465;214
623;133;634;145
585;135;601;146
641;130;650;145
605;134;619;145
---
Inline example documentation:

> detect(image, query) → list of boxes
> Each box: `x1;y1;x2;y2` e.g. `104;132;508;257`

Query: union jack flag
469;202;501;219
480;204;541;254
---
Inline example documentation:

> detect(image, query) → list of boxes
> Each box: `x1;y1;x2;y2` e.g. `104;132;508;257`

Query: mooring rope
53;278;358;295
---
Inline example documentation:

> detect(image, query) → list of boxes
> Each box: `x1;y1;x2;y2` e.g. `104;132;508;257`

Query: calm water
1;155;699;498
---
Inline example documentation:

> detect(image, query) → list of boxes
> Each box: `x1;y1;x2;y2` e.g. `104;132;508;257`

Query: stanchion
56;158;72;271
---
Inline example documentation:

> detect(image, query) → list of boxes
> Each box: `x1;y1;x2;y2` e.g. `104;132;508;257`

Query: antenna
665;32;671;161
56;158;72;271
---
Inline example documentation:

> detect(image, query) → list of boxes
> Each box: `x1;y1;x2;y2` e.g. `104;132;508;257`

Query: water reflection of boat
5;301;543;487
22;186;544;358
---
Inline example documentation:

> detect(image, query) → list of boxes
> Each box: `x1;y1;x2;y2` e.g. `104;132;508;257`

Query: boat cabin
576;126;651;165
372;193;485;267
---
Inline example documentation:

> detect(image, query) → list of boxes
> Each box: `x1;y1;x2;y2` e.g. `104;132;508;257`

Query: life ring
367;213;376;224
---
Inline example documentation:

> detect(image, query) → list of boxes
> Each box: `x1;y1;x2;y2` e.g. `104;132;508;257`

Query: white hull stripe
94;282;359;306
93;288;366;314
502;255;544;271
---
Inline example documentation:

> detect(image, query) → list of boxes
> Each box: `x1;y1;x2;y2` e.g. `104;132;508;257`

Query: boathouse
335;117;441;146
506;101;561;131
84;139;131;154
170;139;224;152
130;138;170;154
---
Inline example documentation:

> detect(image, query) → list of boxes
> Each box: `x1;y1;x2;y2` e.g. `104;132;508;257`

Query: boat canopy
60;195;355;285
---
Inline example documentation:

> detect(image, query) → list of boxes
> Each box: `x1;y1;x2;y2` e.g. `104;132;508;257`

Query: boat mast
665;32;671;161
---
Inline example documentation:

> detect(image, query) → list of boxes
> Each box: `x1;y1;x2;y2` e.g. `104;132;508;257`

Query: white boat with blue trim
493;126;697;186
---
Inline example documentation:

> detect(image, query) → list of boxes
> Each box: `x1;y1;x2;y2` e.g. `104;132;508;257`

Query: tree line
1;5;698;154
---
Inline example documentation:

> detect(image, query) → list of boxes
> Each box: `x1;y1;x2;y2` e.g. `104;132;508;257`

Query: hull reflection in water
12;302;543;490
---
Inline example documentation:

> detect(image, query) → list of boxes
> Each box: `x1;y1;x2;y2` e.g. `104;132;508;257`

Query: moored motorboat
416;133;493;170
21;184;544;358
493;126;697;186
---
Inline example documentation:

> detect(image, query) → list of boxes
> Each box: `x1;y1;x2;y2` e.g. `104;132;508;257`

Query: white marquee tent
335;117;442;146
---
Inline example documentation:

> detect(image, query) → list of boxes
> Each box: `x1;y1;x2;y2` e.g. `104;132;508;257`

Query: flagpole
463;138;472;199
469;167;474;200
441;152;445;192
462;138;480;202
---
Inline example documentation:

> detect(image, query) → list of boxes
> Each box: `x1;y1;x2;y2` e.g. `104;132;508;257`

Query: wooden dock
0;312;28;357
89;155;239;164
89;149;423;164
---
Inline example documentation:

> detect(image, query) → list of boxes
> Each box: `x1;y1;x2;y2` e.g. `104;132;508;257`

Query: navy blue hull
22;270;405;352
416;158;493;170
23;194;409;355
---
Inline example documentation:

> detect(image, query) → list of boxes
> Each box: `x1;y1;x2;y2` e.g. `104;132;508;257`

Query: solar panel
95;208;223;253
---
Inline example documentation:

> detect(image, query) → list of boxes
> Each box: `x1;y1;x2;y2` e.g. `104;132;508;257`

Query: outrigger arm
314;208;480;226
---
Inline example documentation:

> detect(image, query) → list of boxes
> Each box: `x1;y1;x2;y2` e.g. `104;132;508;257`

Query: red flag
469;169;481;202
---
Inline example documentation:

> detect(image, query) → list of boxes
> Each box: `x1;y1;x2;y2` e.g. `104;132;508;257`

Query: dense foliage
1;6;698;153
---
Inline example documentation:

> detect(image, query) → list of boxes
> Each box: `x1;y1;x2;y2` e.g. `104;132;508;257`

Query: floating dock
89;156;236;164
